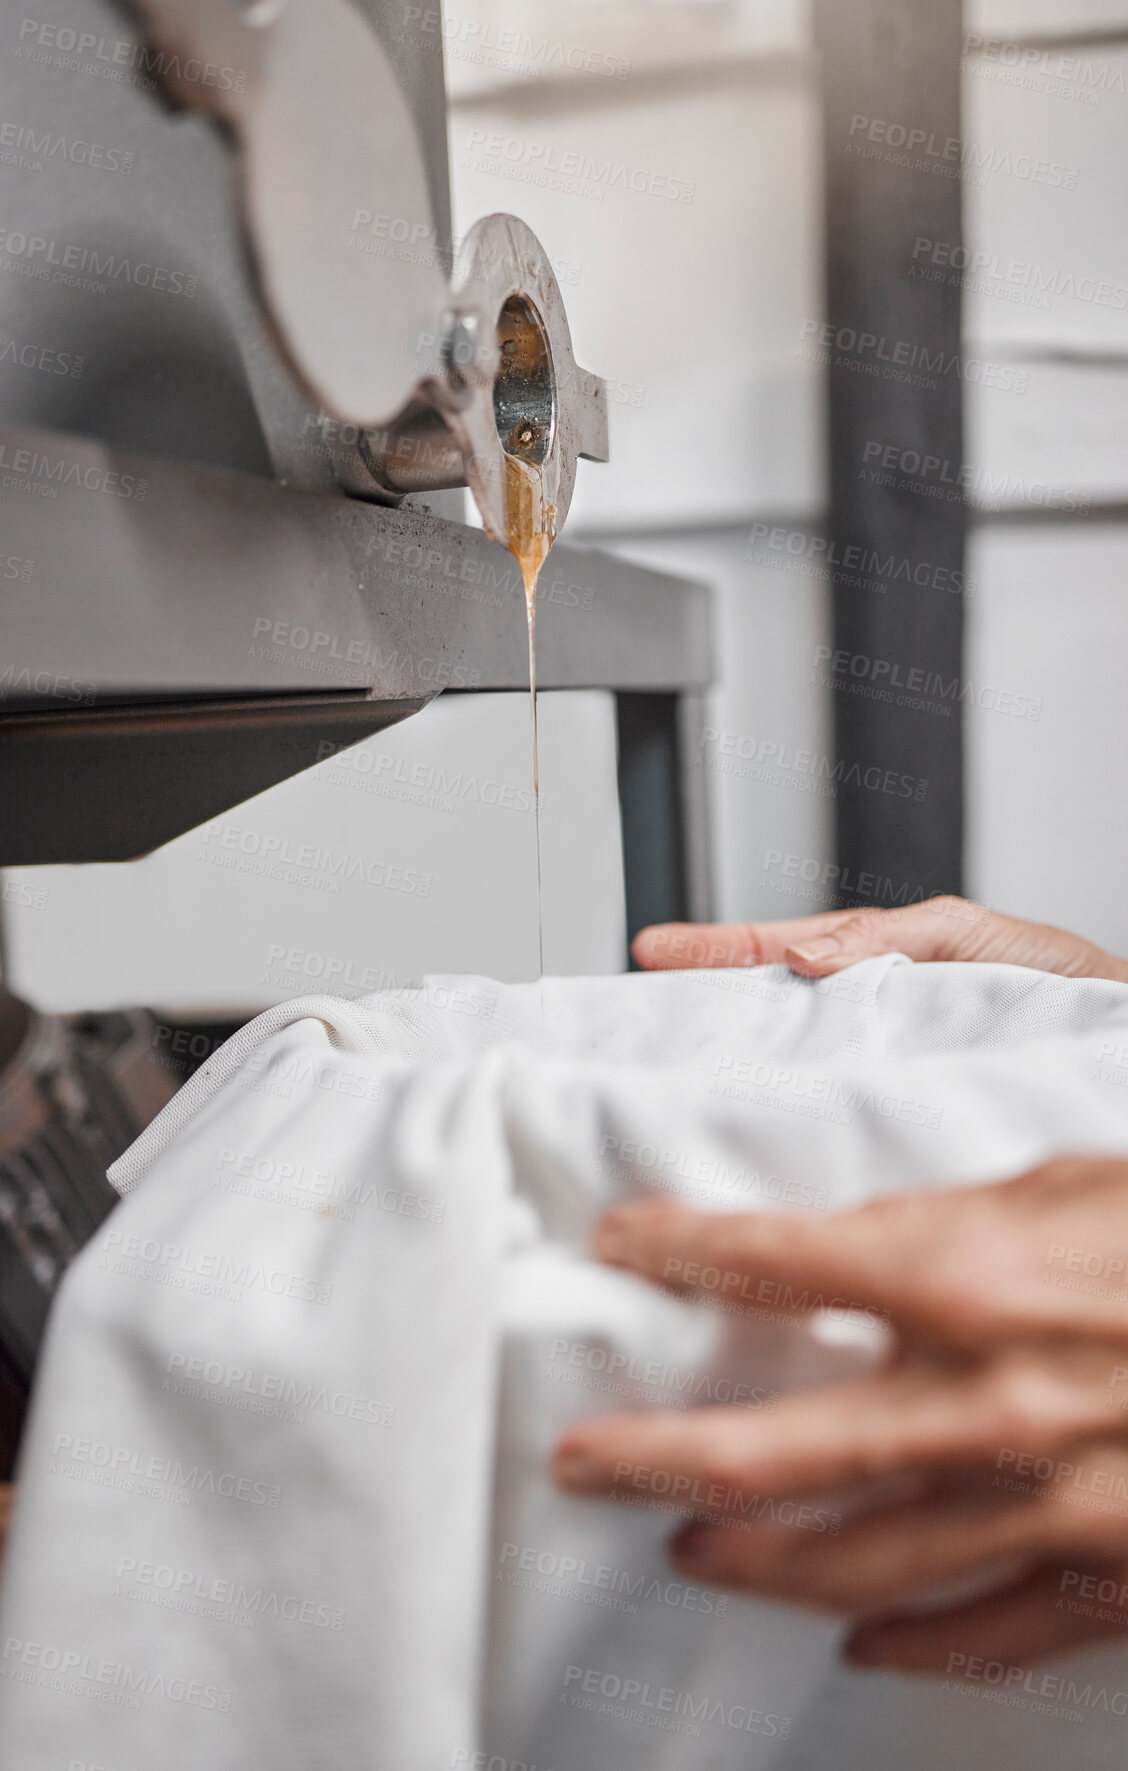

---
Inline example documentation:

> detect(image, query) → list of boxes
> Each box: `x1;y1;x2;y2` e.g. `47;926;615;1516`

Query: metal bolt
444;313;481;377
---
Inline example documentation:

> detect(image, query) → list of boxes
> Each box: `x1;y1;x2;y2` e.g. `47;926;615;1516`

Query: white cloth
2;957;1128;1771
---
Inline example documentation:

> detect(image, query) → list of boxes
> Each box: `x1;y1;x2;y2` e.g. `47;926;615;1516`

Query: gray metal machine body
0;0;714;947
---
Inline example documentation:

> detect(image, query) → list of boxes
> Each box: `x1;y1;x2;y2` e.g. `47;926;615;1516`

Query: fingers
553;1343;1128;1517
591;1194;967;1343
669;1461;1128;1619
632;899;990;977
669;1483;1038;1615
553;1361;1067;1511
631;915;850;972
845;1562;1128;1672
634;900;1128;983
781;898;993;978
593;1196;886;1307
592;1175;1128;1347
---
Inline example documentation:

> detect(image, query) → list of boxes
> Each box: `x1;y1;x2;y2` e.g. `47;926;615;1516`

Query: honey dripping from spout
503;445;556;982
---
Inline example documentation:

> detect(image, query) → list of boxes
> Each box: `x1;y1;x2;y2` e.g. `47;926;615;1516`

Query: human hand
553;1158;1128;1672
633;897;1128;985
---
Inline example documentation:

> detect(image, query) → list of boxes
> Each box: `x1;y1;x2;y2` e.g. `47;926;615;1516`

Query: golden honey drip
503;451;557;978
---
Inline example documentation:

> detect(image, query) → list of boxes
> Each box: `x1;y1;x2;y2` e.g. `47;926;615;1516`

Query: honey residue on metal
502;450;556;978
503;450;556;797
492;294;559;981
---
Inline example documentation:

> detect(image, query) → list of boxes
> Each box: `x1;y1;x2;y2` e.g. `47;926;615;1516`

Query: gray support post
815;0;966;904
616;692;714;966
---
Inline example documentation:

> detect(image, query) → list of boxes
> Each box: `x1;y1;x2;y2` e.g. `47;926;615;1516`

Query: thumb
784;899;982;976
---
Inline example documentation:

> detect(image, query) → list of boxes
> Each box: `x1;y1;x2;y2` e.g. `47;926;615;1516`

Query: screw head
444;313;481;377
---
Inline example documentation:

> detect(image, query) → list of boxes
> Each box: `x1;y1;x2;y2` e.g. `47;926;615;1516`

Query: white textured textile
2;957;1128;1770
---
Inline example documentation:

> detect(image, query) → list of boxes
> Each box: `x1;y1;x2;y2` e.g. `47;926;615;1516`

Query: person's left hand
552;1158;1128;1673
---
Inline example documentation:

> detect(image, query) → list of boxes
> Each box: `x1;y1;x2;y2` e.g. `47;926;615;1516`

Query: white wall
600;525;835;923
963;7;1128;952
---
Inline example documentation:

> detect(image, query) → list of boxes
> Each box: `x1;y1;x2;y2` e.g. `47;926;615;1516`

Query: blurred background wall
4;0;1128;1012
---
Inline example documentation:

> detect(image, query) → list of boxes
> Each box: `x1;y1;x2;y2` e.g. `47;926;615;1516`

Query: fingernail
631;927;667;966
787;936;841;965
673;1525;721;1576
553;1446;601;1492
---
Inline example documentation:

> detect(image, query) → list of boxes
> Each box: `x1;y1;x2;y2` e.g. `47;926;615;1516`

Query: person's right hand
554;1156;1128;1671
634;897;1128;986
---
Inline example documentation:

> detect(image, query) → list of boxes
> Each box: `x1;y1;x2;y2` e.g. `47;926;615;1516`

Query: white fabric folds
2;957;1128;1771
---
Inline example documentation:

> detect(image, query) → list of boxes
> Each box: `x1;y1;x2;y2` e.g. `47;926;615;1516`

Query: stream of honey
503;451;556;981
